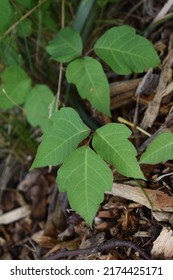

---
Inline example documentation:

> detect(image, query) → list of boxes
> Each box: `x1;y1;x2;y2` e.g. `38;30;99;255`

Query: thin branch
0;0;47;41
55;0;65;111
56;63;63;111
44;238;151;260
61;0;65;29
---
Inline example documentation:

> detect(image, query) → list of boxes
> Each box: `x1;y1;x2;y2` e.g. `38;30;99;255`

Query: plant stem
45;238;150;260
56;0;65;111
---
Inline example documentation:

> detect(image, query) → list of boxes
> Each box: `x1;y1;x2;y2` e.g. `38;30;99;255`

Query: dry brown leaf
0;205;31;224
152;0;173;24
79;232;105;250
152;211;173;223
111;183;173;212
32;231;58;248
141;48;173;128
110;78;141;110
151;227;173;259
135;69;159;96
43;238;81;259
17;169;41;192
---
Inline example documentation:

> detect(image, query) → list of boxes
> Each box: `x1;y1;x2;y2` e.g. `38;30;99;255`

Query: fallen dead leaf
141;40;173;128
151;227;173;259
111;183;173;212
0;205;31;224
43;237;81;259
32;231;58;249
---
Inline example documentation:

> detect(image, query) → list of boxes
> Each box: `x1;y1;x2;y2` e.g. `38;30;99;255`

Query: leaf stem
118;117;151;137
135;179;153;210
86;131;94;146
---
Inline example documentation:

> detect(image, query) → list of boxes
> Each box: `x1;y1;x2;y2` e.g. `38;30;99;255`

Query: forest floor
1;0;173;260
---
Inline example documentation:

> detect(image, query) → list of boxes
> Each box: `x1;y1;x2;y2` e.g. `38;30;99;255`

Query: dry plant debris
151;227;173;259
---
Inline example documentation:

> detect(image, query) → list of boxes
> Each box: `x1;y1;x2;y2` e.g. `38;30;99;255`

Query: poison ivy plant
0;1;164;226
140;132;173;164
31;108;147;225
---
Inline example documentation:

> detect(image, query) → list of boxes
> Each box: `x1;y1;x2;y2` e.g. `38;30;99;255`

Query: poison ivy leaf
46;27;83;63
31;107;90;169
139;132;173;164
94;25;160;75
66;57;111;116
0;65;32;109
57;146;113;226
92;123;145;179
24;85;55;132
0;0;12;35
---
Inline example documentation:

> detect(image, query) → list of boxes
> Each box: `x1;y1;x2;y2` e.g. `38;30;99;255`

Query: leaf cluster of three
31;107;145;226
32;105;173;226
46;25;160;116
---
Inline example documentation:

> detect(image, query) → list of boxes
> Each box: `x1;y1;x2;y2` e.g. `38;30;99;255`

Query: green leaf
139;132;173;164
57;146;113;226
94;25;160;75
16;19;33;38
92;123;145;179
0;0;12;35
73;0;96;33
66;57;111;116
24;85;55;132
46;27;83;63
0;65;32;109
0;38;23;66
31;107;90;169
97;0;121;7
14;0;32;8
